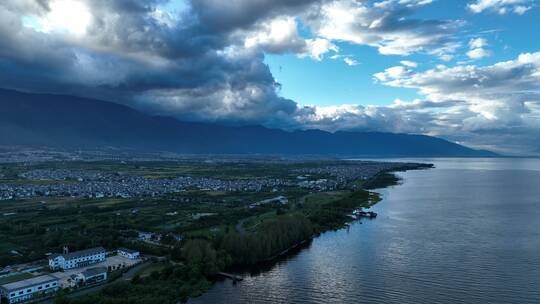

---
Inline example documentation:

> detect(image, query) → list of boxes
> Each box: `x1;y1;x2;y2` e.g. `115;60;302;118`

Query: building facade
48;247;106;270
117;248;140;260
0;275;59;304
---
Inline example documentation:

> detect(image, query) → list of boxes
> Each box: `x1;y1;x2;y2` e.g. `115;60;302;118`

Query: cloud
243;17;307;54
467;0;533;15
469;38;487;49
302;38;339;61
467;38;493;60
467;48;492;59
466;38;492;60
374;66;412;81
343;57;359;66
305;0;463;57
375;52;540;152
0;0;308;127
400;60;418;68
191;0;319;32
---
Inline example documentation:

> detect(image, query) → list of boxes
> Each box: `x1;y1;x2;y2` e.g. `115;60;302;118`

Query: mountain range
0;88;496;157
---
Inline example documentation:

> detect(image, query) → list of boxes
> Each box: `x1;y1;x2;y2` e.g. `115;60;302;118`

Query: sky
0;0;539;155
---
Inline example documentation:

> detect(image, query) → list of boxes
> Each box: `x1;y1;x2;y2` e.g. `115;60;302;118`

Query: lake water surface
190;158;540;304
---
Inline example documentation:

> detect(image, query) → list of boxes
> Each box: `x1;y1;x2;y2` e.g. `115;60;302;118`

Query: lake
189;158;540;304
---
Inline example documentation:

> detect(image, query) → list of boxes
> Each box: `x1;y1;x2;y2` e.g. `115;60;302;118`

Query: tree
182;239;220;276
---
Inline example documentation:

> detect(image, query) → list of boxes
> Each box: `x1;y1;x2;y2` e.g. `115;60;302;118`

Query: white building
48;247;106;270
77;267;108;285
117;248;140;260
249;196;289;208
0;275;59;304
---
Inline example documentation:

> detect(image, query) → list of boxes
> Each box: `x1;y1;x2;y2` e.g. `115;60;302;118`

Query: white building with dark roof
78;267;108;285
0;275;59;303
48;247;106;270
117;248;140;260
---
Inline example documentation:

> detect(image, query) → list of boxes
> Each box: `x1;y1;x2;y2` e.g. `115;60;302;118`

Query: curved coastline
191;163;434;301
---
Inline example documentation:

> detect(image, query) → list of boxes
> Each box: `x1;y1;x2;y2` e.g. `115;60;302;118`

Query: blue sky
0;0;539;154
266;45;423;107
265;0;540;107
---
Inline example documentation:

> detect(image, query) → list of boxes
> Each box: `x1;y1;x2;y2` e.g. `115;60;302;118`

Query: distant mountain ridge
0;88;497;157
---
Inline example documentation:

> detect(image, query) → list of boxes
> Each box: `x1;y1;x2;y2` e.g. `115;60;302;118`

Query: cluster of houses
0;162;428;201
18;170;116;182
298;178;339;191
1;169;292;201
0;247;140;304
293;162;420;186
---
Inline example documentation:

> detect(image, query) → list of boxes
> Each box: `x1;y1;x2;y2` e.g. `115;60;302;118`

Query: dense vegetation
218;214;314;265
305;189;378;231
363;172;401;190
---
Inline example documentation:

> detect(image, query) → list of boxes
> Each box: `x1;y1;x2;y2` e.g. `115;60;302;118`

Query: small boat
353;209;378;218
366;211;377;218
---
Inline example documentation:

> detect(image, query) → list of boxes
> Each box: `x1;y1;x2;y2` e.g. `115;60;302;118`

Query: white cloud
467;47;492;59
469;38;488;49
514;5;532;14
344;57;359;66
244;17;306;54
374;51;540;152
467;0;533;15
467;38;492;60
400;60;418;68
374;66;410;81
302;38;339;61
24;0;92;36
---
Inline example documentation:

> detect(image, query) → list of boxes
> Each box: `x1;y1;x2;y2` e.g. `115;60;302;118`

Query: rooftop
0;275;57;292
118;248;139;254
82;267;107;278
50;247;106;261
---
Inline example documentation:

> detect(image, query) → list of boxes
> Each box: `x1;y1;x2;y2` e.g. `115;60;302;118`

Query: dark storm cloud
0;0;458;124
192;0;319;31
0;0;302;126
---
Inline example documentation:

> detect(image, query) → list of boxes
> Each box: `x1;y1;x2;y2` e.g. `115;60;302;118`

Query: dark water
190;158;540;304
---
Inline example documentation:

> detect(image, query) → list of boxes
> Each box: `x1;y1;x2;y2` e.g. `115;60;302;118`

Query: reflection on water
190;158;540;304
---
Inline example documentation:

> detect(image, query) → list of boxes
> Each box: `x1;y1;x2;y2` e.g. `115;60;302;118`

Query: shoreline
195;163;433;299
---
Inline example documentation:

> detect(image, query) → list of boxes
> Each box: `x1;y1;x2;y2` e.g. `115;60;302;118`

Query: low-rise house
249;196;289;208
117;248;140;260
48;247;106;270
0;275;59;304
78;267;108;285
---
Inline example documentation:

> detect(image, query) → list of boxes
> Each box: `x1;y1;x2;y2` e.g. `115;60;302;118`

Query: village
0;161;424;201
0;170;292;201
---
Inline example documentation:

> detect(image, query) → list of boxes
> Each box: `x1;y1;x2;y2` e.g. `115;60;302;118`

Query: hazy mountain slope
0;88;497;157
